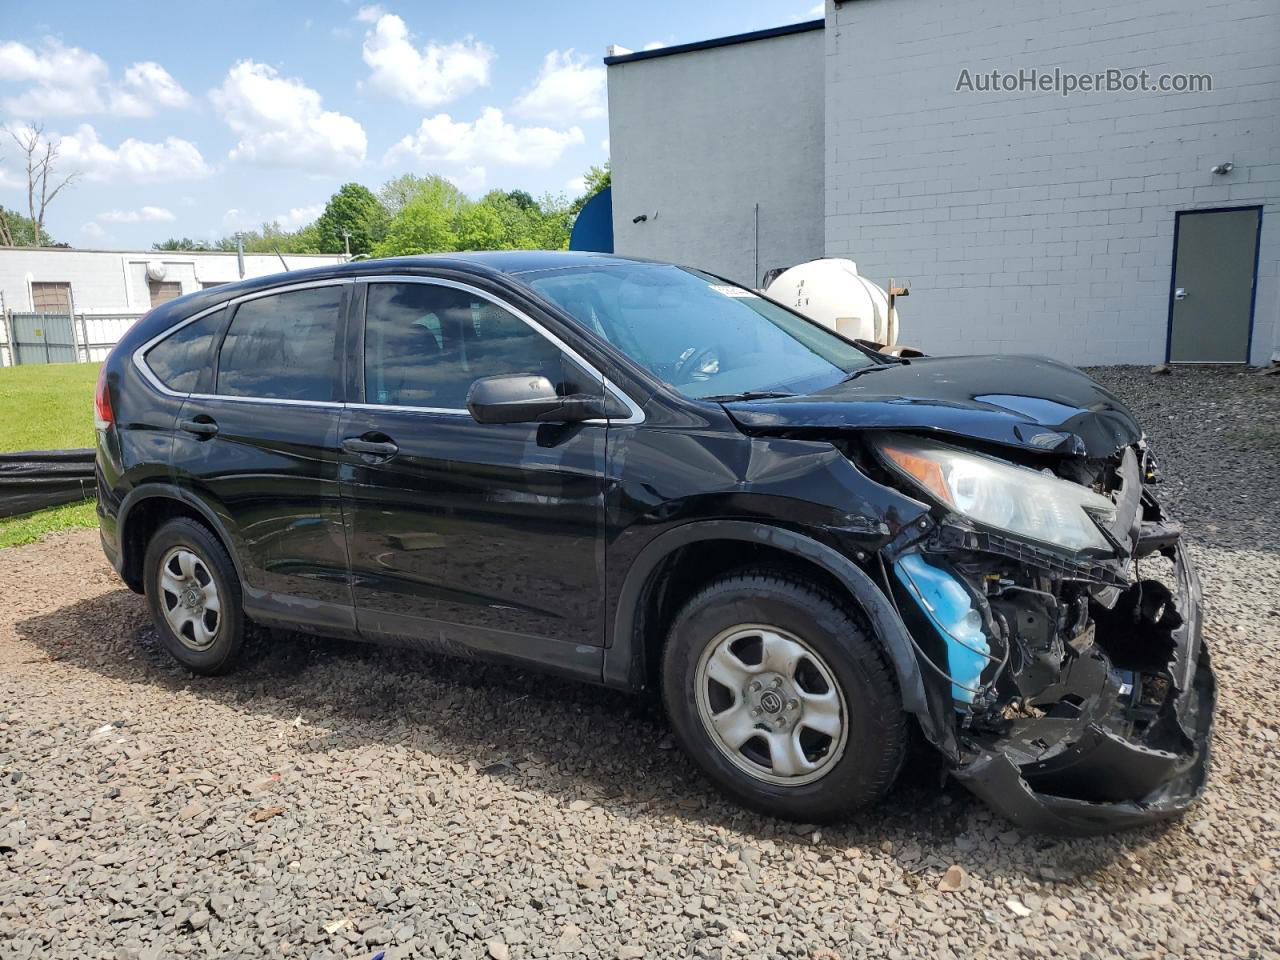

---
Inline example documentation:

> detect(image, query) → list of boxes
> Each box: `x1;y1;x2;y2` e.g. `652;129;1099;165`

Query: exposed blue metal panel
569;187;614;254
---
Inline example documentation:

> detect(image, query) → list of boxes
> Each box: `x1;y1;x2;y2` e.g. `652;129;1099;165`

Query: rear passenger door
339;277;612;675
170;280;356;631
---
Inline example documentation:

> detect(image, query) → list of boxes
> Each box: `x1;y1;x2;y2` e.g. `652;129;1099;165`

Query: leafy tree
152;237;211;251
378;173;466;217
534;193;573;250
0;205;54;246
314;183;388;255
454;202;507;251
570;162;611;216
373;178;467;257
210;221;322;255
505;189;536;212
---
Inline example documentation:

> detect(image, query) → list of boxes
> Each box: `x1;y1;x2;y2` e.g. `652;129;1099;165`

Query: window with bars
31;281;72;313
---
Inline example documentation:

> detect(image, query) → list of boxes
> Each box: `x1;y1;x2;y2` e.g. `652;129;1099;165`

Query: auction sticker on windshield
709;284;760;298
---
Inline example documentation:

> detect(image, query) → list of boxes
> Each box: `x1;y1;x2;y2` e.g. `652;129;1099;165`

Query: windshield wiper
703;390;797;402
842;363;897;383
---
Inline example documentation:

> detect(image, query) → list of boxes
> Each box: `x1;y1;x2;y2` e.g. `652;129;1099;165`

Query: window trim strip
132;273;645;425
132;277;354;407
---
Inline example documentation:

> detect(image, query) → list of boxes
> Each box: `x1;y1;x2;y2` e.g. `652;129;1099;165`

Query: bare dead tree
8;123;79;247
0;147;12;247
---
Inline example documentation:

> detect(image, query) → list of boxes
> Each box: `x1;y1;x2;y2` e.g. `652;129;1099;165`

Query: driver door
339;277;611;676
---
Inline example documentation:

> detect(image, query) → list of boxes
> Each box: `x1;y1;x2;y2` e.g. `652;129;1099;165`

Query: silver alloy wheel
158;546;221;650
694;623;848;786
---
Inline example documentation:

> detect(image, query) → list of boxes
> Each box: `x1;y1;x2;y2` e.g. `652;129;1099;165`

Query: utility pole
341;230;351;260
235;233;245;278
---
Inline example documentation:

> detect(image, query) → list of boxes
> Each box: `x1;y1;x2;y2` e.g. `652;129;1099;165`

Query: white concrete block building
606;0;1280;365
0;246;344;364
0;246;344;316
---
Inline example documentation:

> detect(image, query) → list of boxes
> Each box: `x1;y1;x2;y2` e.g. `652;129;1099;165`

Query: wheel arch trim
117;483;245;589
605;519;952;751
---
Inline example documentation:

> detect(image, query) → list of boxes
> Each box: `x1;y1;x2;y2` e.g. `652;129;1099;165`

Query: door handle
343;437;399;458
1174;287;1188;301
179;418;219;437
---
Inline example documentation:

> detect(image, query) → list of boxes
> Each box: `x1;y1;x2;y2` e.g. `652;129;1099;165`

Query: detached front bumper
952;542;1215;835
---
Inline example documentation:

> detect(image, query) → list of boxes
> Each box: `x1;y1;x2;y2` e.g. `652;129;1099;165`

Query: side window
217;286;343;401
145;307;227;394
364;282;596;409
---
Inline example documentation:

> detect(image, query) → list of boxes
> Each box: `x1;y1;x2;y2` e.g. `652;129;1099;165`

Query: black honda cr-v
94;252;1214;833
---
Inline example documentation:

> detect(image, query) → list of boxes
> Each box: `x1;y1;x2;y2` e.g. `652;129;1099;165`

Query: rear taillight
94;365;114;431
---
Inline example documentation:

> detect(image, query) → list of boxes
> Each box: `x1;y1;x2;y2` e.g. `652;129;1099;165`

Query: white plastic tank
765;258;900;346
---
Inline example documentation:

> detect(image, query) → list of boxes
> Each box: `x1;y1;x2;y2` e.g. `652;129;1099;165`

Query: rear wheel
143;517;245;675
662;569;907;821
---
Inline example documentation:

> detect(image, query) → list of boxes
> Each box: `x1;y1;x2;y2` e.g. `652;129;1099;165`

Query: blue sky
0;0;822;249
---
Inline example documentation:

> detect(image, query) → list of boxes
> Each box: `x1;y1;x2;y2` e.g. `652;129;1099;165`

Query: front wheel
662;569;907;822
143;517;245;675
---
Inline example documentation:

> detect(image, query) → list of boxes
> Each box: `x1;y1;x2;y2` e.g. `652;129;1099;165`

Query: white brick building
606;0;1280;365
0;246;345;364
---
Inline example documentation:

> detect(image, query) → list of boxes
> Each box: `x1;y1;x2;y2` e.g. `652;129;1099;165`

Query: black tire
661;568;907;822
143;517;245;675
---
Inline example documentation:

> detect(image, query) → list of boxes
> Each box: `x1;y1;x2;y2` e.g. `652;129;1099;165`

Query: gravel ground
2;365;1278;960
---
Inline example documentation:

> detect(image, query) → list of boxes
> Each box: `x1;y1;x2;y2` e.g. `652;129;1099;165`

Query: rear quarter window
144;307;227;394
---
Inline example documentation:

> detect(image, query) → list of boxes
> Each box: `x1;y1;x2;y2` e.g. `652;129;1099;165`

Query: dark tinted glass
145;307;226;393
364;283;591;409
217;286;342;401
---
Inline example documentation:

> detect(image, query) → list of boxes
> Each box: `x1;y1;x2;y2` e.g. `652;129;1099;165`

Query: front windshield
523;263;876;399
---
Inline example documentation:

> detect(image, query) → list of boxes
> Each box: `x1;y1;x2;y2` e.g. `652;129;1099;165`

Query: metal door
11;312;77;364
1168;207;1261;363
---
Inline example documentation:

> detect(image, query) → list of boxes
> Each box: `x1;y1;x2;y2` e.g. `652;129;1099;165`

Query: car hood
722;355;1142;457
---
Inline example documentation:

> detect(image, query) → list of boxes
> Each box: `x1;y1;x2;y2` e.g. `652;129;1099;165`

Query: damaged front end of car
867;432;1216;835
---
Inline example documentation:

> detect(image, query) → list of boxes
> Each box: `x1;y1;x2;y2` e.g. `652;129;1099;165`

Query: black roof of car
404;250;657;275
131;251;667;336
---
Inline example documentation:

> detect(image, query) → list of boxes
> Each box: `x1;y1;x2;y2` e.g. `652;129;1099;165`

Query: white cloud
361;12;492;108
97;206;176;223
513;50;605;124
386;108;584;176
80;221;106;239
355;4;385;22
13;123;211;183
601;137;610;153
211;60;367;169
110;62;192;117
0;38;190;118
277;203;324;230
566;175;586;195
222;208;253;232
808;2;825;15
220;203;324;233
642;42;666;51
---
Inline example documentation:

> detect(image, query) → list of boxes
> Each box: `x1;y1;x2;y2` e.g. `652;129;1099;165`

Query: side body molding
604;519;954;755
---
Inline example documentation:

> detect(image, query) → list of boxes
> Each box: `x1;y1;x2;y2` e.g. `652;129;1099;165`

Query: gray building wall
825;0;1280;364
607;27;825;287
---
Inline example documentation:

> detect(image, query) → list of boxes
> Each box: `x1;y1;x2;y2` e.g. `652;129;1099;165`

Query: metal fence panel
1;311;143;365
11;312;78;364
82;314;141;362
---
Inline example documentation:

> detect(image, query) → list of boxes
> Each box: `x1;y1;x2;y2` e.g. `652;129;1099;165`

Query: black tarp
0;449;96;519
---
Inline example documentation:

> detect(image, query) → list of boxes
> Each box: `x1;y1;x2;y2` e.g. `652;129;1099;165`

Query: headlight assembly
876;433;1117;553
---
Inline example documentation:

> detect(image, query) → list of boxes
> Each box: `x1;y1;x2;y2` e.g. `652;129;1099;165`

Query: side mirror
466;374;612;425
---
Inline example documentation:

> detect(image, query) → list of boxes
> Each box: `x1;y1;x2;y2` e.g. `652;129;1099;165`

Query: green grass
0;362;103;547
0;362;101;452
0;499;98;548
